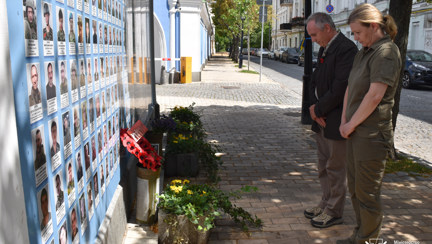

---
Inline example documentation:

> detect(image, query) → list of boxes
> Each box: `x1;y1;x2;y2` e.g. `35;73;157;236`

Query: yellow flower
173;140;178;143
187;190;193;195
171;179;182;185
169;185;183;194
183;179;190;184
202;191;206;194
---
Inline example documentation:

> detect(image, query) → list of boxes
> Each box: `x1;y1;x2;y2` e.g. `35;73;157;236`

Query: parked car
250;48;258;56
274;47;288;60
256;48;270;57
268;50;275;59
241;48;248;55
281;48;299;63
403;50;432;88
298;50;318;67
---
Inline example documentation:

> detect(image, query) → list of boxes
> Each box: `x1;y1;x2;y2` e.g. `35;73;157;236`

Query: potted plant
147;115;176;156
169;103;204;139
165;134;203;177
157;179;262;244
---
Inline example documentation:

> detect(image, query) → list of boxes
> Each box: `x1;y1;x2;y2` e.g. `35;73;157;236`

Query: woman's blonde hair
348;3;397;41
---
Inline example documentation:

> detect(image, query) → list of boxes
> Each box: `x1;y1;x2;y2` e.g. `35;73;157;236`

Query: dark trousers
315;130;347;218
346;131;390;244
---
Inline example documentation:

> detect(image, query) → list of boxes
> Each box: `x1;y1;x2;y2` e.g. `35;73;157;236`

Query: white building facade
272;0;432;53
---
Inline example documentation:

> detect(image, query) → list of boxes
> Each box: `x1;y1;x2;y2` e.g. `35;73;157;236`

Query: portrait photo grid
21;0;128;243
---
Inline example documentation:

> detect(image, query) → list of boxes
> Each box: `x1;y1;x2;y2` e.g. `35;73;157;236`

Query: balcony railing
280;23;292;31
280;0;293;7
290;16;305;27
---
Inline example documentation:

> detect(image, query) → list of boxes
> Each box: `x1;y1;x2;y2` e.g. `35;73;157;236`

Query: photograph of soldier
98;0;102;9
93;173;99;197
33;127;46;171
42;2;53;41
100;164;104;186
91;136;96;161
92;20;97;44
81;101;88;130
68;12;75;43
58;222;67;244
97;130;102;153
54;173;64;209
100;57;104;78
101;91;106;114
67;161;74;194
87;60;92;86
95;95;100;118
39;186;51;230
104;25;108;45
73;106;80;137
85;18;90;44
28;64;41;106
78;15;83;43
103;125;107;147
107;0;111;15
108;26;112;45
24;0;37;40
59;61;68;94
62;111;71;145
50;120;60;157
99;22;103;45
80;60;86;87
70;207;78;241
71;60;78;90
57;8;65;41
79;193;86;222
94;58;99;81
105;57;109;77
103;0;106;12
46;62;56;100
89;97;95;123
76;151;83;181
87;184;93;212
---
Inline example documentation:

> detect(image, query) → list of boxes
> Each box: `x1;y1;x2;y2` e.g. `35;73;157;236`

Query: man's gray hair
306;12;336;30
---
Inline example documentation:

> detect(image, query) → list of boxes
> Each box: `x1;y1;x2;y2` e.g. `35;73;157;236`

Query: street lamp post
239;16;245;69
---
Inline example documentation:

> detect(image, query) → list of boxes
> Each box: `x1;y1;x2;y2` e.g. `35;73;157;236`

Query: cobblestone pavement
123;54;432;244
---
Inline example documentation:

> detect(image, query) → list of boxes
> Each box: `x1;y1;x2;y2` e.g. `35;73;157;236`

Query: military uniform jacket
25;18;38;40
58;29;66;42
29;88;41;106
309;33;358;140
43;27;53;41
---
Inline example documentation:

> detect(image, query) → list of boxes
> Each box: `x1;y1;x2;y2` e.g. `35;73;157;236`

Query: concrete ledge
95;185;127;244
192;71;201;81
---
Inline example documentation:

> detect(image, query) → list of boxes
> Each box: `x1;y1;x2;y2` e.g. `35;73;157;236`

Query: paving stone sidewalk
123;53;432;244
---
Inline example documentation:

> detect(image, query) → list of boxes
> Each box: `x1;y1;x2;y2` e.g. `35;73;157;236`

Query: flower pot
177;152;199;177
164;153;199;177
158;209;210;244
136;166;161;224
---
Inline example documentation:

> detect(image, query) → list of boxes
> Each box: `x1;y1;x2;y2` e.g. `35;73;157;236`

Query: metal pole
301;0;312;124
149;0;160;118
239;17;245;68
259;0;266;82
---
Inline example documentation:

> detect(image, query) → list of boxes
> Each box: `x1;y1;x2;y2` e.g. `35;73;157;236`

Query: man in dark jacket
304;12;358;228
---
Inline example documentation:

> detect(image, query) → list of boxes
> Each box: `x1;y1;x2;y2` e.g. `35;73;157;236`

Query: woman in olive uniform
338;4;401;244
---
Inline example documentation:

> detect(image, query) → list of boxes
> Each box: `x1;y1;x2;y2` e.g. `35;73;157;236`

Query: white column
169;1;177;72
179;0;202;76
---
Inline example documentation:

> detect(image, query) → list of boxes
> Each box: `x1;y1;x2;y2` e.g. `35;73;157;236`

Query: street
246;55;432;124
245;55;432;164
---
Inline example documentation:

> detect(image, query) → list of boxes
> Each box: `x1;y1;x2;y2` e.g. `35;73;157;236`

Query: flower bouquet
157;179;262;244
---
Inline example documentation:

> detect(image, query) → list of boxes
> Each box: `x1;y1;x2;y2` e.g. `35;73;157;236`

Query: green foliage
386;156;432;177
169;103;201;125
157;180;263;232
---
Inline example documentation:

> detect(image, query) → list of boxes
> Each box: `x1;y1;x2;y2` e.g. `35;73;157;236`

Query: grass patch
385;156;432;177
240;70;259;74
234;64;239;67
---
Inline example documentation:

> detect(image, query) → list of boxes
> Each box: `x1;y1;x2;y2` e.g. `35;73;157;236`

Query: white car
256;48;270;57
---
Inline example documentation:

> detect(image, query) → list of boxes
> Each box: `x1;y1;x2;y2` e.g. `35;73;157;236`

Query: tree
389;0;413;158
211;0;260;61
